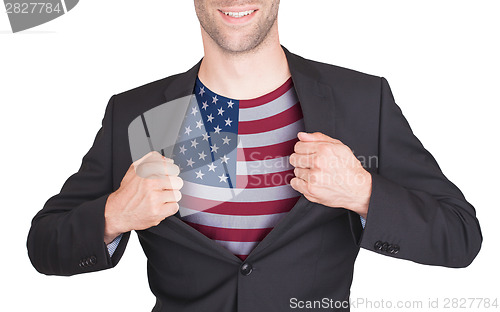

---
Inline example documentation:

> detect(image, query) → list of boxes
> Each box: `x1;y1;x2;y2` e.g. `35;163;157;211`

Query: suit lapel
282;45;336;137
163;59;202;102
157;45;338;262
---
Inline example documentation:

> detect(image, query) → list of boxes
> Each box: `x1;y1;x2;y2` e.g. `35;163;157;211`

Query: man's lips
218;9;258;24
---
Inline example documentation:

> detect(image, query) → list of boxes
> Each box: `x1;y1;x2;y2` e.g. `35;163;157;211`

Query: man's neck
197;31;291;100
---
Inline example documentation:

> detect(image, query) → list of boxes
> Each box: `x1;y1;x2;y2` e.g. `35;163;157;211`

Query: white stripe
238;119;304;148
181;180;299;202
180;208;287;229
214;240;260;256
237;156;294;175
61;0;68;13
239;88;298;122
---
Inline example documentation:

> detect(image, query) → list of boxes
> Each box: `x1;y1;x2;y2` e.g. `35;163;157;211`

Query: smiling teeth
222;10;255;18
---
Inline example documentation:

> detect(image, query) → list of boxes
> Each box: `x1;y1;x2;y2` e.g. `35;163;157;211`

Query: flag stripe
238;119;305;148
214;240;261;256
180;207;288;229
239;87;298;121
180;180;300;202
238;100;303;134
237;155;294;175
236;138;298;161
177;194;301;215
183;221;273;242
236;169;295;188
239;77;293;108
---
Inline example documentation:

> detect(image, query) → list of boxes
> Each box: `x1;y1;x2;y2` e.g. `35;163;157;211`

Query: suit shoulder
107;71;189;127
291;53;385;111
113;72;182;104
296;53;382;87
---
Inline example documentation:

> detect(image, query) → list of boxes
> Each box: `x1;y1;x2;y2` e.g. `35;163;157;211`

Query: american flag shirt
172;76;305;261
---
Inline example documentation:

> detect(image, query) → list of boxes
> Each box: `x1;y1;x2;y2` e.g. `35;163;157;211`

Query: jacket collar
163;44;336;137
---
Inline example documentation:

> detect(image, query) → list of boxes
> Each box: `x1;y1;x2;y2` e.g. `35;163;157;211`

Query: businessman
27;1;482;311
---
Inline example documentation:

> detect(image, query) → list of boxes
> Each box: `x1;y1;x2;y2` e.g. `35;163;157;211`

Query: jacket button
79;258;87;267
387;244;395;254
393;245;400;254
374;241;383;250
240;263;253;276
381;242;389;252
89;256;97;265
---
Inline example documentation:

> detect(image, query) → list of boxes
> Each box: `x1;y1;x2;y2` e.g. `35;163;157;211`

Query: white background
1;1;499;311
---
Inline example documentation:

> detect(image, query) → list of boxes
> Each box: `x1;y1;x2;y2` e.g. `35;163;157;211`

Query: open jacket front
27;45;482;312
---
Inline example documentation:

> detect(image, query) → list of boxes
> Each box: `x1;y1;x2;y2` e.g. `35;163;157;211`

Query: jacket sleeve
27;95;130;276
350;77;482;268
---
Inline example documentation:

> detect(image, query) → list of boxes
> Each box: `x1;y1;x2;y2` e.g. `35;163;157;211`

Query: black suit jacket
27;45;482;311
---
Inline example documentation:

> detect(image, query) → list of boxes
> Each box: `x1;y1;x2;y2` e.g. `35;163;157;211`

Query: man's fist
104;151;184;244
289;132;371;218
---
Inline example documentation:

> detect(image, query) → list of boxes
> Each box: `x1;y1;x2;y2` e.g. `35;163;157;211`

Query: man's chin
216;37;264;54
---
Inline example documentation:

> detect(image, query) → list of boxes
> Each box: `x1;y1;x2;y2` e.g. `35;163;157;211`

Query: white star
202;132;210;141
195;119;203;129
217;107;225;116
186;158;195;167
184;126;192;136
212;95;218;104
207;114;214;123
213;125;222;134
220;155;230;164
191;106;199;116
224;117;232;126
198;150;207;160
207;163;217;172
179;145;187;154
201;101;209;110
222;136;231;145
191;139;199;148
227;100;234;108
195;170;205;180
218;174;228;183
210;144;219;153
199;86;205;97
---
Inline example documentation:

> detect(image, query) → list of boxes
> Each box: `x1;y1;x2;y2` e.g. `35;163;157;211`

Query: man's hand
103;151;183;244
289;132;371;219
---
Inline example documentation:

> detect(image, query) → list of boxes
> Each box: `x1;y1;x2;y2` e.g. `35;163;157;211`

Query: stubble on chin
195;1;280;55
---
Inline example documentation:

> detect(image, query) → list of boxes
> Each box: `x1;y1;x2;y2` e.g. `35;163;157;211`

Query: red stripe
236;169;295;188
179;194;301;215
237;137;299;161
239;77;293;108
183;221;271;242
238;103;303;134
